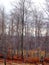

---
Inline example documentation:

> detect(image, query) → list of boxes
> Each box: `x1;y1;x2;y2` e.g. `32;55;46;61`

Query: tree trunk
4;58;6;65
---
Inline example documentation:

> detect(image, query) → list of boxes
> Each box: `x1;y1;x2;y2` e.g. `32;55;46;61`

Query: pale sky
0;0;46;35
0;0;46;13
33;0;46;10
0;0;15;13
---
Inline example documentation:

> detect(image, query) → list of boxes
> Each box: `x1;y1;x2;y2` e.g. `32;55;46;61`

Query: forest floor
0;50;49;65
0;62;49;65
0;58;49;65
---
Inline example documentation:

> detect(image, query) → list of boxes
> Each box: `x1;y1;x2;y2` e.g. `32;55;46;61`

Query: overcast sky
0;0;15;13
0;0;46;13
0;0;47;35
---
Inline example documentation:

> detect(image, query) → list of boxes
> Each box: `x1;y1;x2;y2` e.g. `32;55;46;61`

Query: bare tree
0;7;7;65
44;22;49;57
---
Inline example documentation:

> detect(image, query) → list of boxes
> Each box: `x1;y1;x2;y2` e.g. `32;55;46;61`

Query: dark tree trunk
4;58;6;65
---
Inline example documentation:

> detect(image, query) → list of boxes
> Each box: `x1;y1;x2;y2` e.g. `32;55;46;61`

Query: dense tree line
0;0;49;65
